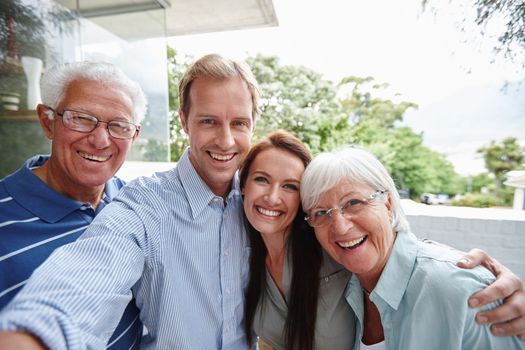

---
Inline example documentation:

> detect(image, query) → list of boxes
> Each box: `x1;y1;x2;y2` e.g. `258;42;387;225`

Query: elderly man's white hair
300;146;410;233
41;61;147;123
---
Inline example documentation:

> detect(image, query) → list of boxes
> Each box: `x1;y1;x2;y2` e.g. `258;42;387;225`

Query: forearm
0;225;145;348
0;332;46;350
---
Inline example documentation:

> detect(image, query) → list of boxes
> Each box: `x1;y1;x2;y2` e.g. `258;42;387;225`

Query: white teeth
78;151;110;162
338;237;365;249
209;152;234;161
257;207;281;217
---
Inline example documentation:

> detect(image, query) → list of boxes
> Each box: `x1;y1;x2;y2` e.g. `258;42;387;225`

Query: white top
360;340;386;350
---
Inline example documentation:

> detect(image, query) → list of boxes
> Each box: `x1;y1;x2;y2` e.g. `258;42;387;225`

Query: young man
0;54;258;349
0;54;524;349
0;61;145;349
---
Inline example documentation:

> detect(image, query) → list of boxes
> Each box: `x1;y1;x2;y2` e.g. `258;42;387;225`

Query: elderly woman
240;130;354;350
301;146;525;349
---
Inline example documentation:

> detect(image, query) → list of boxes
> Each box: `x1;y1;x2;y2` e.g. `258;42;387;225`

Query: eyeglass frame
45;106;140;140
304;190;388;227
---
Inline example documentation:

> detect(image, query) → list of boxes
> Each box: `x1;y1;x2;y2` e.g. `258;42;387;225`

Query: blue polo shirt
0;155;143;349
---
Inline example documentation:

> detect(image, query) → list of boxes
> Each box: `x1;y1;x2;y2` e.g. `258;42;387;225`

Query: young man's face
180;76;254;197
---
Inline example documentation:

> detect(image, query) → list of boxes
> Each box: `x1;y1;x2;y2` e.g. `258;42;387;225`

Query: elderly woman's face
311;180;395;280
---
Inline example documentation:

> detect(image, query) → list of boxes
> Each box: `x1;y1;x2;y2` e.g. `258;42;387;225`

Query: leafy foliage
450;192;504;208
478;137;524;182
167;47;191;161
246;54;351;154
423;0;525;72
477;137;524;204
338;77;463;198
473;0;525;67
167;49;465;199
0;0;75;61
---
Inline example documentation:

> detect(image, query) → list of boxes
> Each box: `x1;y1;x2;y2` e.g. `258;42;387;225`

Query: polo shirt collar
178;148;241;219
4;155;119;223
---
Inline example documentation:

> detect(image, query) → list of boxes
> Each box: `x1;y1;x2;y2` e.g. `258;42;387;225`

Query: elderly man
0;61;145;349
0;54;524;349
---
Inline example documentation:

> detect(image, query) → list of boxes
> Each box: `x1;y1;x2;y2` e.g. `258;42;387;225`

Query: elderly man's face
43;79;138;193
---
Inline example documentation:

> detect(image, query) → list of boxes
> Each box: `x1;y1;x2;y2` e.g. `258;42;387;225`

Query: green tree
246;54;350;154
167;47;191;161
364;127;463;198
423;0;525;71
339;76;417;130
478;137;524;182
338;76;462;198
470;172;493;192
167;50;465;201
477;137;524;202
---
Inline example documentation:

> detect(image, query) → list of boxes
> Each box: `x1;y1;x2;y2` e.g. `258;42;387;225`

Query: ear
385;193;394;221
36;104;55;140
131;124;141;143
179;110;189;134
385;192;392;210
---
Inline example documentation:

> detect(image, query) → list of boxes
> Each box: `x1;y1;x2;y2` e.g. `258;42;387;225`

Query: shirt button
225;325;230;332
224;249;229;256
225;288;231;295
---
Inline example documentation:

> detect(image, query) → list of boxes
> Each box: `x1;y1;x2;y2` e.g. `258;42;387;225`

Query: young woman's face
242;148;305;240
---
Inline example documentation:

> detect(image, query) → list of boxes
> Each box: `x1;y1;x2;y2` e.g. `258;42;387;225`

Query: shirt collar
372;231;418;310
4;155;122;223
177;148;241;219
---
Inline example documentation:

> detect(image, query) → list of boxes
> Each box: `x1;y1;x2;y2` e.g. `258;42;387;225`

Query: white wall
403;200;525;282
116;160;175;182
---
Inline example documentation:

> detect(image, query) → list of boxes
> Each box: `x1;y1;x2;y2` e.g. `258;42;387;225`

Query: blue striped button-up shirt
0;155;142;349
0;149;252;349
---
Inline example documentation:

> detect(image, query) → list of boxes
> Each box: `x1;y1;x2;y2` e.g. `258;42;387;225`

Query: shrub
449;193;505;208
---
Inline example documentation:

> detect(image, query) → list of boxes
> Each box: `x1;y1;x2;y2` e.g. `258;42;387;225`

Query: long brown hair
240;130;322;350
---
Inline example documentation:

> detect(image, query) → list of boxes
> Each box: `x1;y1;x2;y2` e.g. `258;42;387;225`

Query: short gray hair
41;61;147;123
300;146;410;233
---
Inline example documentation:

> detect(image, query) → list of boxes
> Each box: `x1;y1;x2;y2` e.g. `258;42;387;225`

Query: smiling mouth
78;151;111;162
256;206;282;217
337;236;367;250
208;151;235;162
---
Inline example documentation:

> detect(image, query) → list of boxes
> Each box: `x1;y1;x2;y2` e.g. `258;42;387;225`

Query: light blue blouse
345;231;525;350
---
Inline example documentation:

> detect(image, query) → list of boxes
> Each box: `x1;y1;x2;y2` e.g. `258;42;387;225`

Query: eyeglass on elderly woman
46;106;139;140
305;190;387;227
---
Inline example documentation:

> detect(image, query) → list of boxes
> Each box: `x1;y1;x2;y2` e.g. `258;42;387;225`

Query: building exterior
0;0;277;177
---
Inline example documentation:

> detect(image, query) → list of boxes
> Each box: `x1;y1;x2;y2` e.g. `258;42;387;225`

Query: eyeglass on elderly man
305;190;387;227
46;106;140;140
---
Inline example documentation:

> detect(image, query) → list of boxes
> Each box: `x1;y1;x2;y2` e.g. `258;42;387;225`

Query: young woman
240;130;525;350
240;130;353;350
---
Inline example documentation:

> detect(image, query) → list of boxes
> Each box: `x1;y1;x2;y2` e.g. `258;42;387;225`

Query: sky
168;0;525;176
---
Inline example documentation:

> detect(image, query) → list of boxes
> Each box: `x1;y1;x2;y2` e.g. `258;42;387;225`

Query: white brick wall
402;200;525;282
